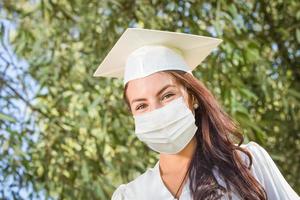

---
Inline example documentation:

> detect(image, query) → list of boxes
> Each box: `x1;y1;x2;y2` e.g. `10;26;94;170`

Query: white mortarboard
93;28;223;85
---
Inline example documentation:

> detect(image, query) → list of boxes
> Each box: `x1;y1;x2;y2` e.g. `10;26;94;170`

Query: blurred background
0;0;299;199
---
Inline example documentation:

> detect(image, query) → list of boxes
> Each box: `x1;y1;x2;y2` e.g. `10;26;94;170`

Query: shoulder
111;184;127;200
239;140;263;152
238;141;300;199
238;141;268;166
238;141;277;176
111;163;158;200
235;141;275;186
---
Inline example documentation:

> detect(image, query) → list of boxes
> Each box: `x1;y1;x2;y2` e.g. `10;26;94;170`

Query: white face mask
133;96;198;154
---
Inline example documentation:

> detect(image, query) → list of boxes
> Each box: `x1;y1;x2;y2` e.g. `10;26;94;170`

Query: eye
161;93;175;101
135;103;147;111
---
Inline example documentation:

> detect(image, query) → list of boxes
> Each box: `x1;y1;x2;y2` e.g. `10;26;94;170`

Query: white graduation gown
111;141;299;200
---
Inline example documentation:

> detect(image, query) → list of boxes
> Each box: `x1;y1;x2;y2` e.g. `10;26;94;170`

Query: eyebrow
130;84;176;104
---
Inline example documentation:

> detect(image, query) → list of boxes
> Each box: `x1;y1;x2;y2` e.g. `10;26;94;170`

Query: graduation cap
93;28;223;85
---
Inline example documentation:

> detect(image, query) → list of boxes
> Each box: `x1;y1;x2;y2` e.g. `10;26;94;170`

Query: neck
159;136;197;174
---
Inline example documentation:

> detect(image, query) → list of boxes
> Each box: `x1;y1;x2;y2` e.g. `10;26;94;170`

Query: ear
192;95;199;108
185;92;195;111
189;94;199;116
188;93;195;105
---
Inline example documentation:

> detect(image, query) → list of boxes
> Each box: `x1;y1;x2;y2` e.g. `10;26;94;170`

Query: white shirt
111;141;299;200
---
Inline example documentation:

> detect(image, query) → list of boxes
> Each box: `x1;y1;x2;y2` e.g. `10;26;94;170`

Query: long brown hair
123;70;267;200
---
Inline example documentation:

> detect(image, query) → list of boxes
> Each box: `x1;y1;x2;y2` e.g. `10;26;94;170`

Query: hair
123;70;267;200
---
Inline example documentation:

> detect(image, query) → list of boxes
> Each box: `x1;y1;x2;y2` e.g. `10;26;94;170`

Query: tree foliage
0;0;299;199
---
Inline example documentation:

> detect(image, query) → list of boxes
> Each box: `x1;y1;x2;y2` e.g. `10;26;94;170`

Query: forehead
126;72;178;99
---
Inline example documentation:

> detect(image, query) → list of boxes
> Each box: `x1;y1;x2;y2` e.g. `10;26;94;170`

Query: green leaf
0;112;16;123
296;29;300;44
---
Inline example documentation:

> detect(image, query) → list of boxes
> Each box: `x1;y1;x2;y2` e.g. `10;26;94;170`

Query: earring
193;103;199;109
192;95;199;109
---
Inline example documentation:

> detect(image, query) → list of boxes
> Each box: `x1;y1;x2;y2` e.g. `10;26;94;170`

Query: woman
93;28;299;200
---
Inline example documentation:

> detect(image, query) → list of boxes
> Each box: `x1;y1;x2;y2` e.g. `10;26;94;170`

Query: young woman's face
126;72;193;116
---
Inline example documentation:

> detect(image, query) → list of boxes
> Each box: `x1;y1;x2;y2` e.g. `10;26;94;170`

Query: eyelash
162;93;175;100
135;93;175;111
